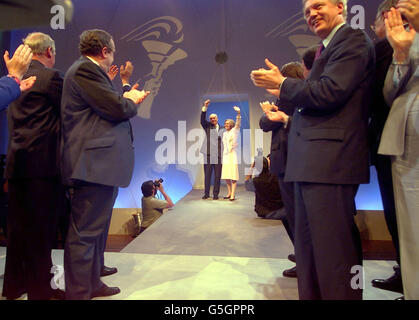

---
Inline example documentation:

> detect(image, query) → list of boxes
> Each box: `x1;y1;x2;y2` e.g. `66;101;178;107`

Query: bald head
209;113;218;126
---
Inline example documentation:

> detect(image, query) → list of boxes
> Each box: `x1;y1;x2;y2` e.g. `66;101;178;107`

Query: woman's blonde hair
225;119;235;128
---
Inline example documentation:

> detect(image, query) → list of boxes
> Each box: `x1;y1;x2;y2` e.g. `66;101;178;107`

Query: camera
153;178;163;187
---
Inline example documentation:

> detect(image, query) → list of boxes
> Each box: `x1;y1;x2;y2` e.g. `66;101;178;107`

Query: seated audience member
245;156;285;220
141;180;174;232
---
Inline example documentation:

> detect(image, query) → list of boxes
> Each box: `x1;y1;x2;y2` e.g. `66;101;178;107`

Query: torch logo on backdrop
265;12;319;56
121;16;188;119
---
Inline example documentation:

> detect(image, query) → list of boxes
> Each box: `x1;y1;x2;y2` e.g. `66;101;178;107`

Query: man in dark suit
200;99;224;200
252;0;375;299
368;0;403;294
2;32;63;300
259;62;306;278
61;29;149;300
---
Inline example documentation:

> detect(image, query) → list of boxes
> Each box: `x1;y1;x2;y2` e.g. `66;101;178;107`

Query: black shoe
371;270;403;294
91;285;121;299
202;195;210;199
223;196;231;199
288;254;296;263
229;196;235;201
101;266;118;277
283;266;297;278
213;196;219;200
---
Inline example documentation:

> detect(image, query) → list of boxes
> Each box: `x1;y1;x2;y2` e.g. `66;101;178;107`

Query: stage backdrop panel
2;0;384;209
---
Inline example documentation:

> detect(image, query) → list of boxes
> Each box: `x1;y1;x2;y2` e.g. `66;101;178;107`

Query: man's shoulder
27;61;63;80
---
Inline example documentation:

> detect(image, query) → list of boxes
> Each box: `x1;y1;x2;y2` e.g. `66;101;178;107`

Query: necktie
314;44;325;61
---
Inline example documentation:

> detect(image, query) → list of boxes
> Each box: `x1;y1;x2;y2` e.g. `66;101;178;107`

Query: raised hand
202;99;210;111
397;0;419;32
233;106;240;113
20;76;36;92
4;44;33;80
250;59;285;89
120;61;134;85
385;7;416;62
107;65;119;81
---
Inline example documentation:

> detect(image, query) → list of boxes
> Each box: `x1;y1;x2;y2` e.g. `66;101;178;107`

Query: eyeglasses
371;22;410;32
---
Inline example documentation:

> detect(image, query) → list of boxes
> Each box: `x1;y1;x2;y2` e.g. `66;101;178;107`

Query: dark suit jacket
5;60;63;179
200;111;224;162
368;39;393;164
61;56;138;187
280;25;375;184
259;99;293;176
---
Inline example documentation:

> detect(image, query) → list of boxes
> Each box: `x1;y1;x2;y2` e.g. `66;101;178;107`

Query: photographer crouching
140;179;174;233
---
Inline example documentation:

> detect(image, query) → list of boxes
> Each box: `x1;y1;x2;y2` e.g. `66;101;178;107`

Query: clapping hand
259;101;287;123
385;7;416;62
107;65;119;81
397;0;419;32
20;76;36;92
251;59;285;90
259;101;278;113
4;44;33;80
120;61;134;85
123;83;150;104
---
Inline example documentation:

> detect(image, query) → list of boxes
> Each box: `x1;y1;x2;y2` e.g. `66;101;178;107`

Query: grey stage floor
0;185;402;300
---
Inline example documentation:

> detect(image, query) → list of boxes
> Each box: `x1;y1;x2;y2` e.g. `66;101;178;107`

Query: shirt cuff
278;77;287;95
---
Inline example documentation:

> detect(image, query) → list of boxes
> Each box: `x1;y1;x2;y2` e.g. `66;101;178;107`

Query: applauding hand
107;65;119;81
20;76;36;92
120;61;134;85
123;83;150;104
251;59;286;90
4;44;33;80
385;7;416;62
397;0;419;32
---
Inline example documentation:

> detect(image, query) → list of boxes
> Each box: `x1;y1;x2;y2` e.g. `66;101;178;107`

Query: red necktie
314;44;325;61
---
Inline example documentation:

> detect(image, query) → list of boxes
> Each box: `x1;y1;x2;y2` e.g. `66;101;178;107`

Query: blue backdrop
1;0;385;209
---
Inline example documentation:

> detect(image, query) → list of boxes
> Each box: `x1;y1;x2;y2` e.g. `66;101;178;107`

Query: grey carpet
122;185;294;259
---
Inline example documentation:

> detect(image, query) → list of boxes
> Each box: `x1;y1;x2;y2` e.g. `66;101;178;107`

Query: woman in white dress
221;106;241;201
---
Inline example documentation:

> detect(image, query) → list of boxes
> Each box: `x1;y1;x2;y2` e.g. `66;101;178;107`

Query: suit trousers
277;175;295;245
203;156;222;197
391;100;419;299
64;182;118;300
3;178;60;300
374;154;400;265
100;204;115;269
294;182;362;300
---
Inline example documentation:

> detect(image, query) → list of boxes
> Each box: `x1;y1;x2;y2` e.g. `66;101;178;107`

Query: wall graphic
121;16;188;119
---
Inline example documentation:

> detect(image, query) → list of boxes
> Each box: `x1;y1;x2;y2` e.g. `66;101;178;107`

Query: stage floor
0;186;402;300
